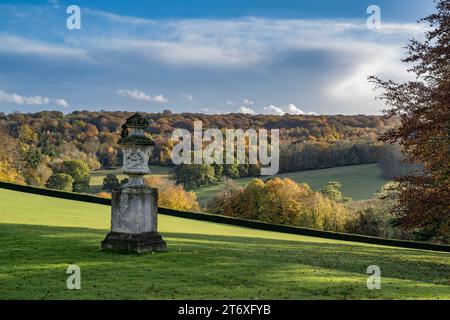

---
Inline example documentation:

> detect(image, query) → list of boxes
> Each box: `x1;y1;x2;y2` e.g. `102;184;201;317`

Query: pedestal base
101;231;167;253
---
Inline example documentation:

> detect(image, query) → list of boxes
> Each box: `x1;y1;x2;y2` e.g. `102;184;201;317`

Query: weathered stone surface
101;185;167;253
101;231;167;253
122;146;152;175
110;186;158;234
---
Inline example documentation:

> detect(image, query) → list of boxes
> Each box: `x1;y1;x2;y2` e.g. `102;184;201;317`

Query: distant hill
1;111;396;189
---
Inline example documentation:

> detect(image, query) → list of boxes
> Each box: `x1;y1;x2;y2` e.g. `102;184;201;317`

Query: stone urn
101;113;167;253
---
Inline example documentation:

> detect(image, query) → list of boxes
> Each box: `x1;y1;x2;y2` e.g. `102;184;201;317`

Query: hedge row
1;181;449;252
158;208;450;252
0;181;111;206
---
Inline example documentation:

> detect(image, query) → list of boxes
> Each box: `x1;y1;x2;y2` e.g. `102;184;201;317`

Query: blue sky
0;0;436;115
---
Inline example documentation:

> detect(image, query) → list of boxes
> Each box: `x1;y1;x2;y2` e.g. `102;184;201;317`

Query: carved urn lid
118;113;155;146
125;113;149;129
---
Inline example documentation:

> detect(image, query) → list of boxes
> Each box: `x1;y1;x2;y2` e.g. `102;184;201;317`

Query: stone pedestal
101;113;166;254
101;185;167;253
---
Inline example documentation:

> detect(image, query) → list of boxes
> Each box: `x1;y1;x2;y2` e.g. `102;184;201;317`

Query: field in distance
0;188;449;299
89;164;388;206
193;164;388;206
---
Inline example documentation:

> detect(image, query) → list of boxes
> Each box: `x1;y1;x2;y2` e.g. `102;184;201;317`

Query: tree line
0;111;394;190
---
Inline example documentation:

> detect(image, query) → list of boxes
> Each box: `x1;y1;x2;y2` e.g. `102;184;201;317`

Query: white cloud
82;17;427;70
151;94;169;103
226;101;235;106
52;98;70;108
85;9;158;26
1;7;427;72
200;107;222;114
118;89;149;101
327;45;410;102
0;90;69;107
0;34;87;60
239;106;256;115
264;105;285;116
180;93;194;101
264;103;317;116
117;89;168;103
284;103;304;115
242;98;254;106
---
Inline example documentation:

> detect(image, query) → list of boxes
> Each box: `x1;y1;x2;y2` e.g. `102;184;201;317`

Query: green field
89;164;388;206
0;188;449;300
193;164;388;206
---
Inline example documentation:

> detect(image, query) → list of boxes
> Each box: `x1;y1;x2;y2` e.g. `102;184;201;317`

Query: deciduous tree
46;173;73;192
370;0;450;239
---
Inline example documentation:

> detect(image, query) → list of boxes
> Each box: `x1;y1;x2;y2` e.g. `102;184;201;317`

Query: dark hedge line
0;181;111;206
1;181;449;253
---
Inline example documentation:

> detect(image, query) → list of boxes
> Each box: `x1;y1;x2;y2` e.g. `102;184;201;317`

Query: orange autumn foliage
209;177;350;232
144;176;200;212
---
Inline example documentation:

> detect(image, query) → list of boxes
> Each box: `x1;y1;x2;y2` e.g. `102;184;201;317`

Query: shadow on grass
1;223;449;299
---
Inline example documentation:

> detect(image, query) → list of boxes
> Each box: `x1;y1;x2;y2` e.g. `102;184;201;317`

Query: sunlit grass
0;188;448;299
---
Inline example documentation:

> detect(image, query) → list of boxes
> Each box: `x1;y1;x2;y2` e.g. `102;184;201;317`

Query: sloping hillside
0;188;449;299
193;163;388;205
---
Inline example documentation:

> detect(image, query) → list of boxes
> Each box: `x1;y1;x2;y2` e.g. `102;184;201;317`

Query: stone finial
125;113;149;128
118;113;155;146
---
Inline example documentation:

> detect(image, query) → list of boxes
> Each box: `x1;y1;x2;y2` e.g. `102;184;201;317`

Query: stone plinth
101;113;166;254
101;185;166;253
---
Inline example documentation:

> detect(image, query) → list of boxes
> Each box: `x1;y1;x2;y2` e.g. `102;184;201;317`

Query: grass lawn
0;188;449;300
88;165;173;194
194;164;388;206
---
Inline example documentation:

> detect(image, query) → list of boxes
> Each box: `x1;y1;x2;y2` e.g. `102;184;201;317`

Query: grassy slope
194;164;388;206
0;189;449;300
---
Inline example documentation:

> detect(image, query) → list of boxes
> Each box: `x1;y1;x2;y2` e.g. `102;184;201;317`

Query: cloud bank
0;5;428;114
0;90;69;107
239;106;256;115
264;104;318;116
